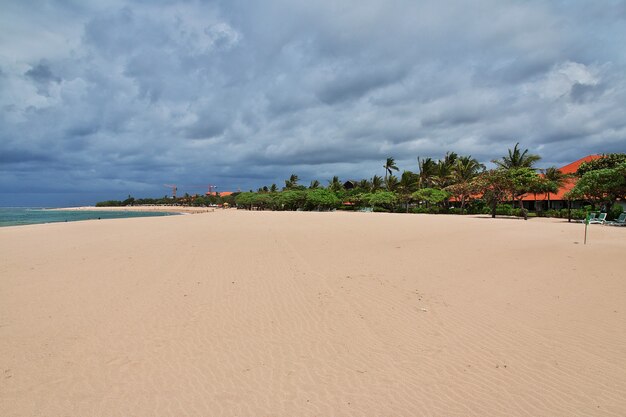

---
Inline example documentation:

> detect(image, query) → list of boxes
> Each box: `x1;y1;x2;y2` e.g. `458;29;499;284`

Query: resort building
522;155;601;211
206;191;235;197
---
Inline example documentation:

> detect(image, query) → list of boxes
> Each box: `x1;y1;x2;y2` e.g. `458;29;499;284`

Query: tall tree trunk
519;199;528;220
567;200;572;222
547;193;551;210
491;200;497;218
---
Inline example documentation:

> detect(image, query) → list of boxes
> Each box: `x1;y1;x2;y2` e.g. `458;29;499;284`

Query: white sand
1;211;625;416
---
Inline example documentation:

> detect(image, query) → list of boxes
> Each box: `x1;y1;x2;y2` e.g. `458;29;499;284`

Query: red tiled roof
206;191;234;196
522;155;603;201
555;154;603;175
448;155;605;203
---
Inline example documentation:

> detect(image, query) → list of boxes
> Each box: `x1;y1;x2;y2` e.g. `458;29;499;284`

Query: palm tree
385;174;399;191
447;155;485;214
284;174;299;190
417;156;437;188
442;152;458;168
371;175;384;192
357;179;371;191
383;157;399;182
431;152;459;188
309;179;320;189
397;171;419;212
328;176;343;193
270;184;278;193
433;161;452;188
492;143;541;169
542;166;568;209
453;156;485;183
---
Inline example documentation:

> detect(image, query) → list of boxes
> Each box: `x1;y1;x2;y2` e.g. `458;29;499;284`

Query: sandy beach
1;210;625;416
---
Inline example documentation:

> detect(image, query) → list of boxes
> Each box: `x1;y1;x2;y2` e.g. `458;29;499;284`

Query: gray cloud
1;0;625;206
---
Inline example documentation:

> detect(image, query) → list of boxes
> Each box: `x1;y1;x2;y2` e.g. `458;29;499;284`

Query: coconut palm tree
383;157;399;182
442;152;458;168
371;175;384;192
492;143;541;169
284;174;300;190
328;176;343;193
446;156;485;214
357;179;371;191
417;157;437;188
309;179;320;189
385;174;399;191
453;156;485;183
542;166;568;209
397;170;419;212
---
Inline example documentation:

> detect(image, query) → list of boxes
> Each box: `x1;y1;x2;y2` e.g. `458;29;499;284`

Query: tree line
235;146;625;220
97;145;626;220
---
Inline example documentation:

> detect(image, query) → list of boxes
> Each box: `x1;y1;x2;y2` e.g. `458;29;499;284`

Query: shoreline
52;205;217;214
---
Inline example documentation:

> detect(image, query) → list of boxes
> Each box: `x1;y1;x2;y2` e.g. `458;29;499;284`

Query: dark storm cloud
0;0;625;205
0;149;52;164
24;62;61;84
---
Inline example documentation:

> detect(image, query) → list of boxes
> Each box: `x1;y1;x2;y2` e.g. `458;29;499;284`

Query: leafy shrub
512;208;524;217
545;209;560;218
305;189;340;210
496;204;513;216
609;203;624;220
367;191;398;209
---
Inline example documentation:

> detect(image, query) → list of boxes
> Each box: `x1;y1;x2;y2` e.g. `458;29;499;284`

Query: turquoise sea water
0;208;177;227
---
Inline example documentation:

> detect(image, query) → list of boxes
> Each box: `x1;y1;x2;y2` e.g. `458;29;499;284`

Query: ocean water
0;208;177;227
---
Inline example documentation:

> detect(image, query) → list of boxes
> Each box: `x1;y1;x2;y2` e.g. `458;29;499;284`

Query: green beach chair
580;212;597;223
589;213;607;224
606;212;626;226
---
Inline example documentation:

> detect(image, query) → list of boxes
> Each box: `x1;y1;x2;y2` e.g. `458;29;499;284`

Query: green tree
235;192;256;209
357;179;371;191
542;166;568;209
284;174;300;190
383;157;399;182
279;190;307;210
577;154;626;175
446;156;485;214
508;167;542;220
252;193;272;209
412;188;450;208
566;163;626;210
417;156;437;188
328;176;343;193
309;179;321;189
397;170;419;212
492;143;541;169
370;175;384;192
385;174;399;191
473;169;513;218
305;189;341;210
367;191;398;210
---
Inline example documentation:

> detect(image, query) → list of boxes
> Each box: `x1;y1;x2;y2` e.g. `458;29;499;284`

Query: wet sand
1;211;625;416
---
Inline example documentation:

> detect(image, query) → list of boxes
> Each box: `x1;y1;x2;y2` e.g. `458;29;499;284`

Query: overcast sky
1;0;625;206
